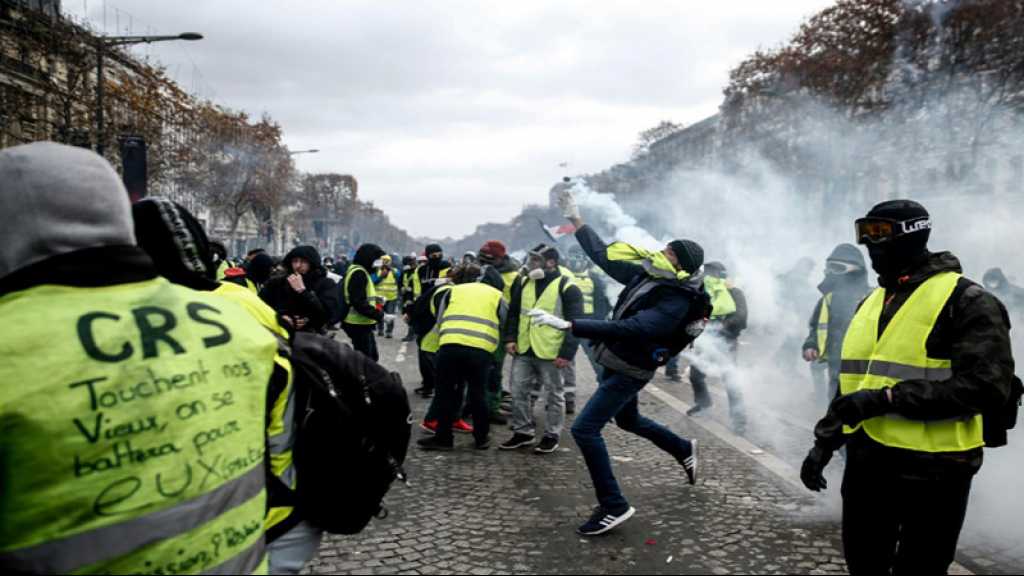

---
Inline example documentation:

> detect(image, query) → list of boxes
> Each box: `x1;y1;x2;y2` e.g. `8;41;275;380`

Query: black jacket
502;268;583;361
569;225;709;378
814;251;1015;476
259;246;341;333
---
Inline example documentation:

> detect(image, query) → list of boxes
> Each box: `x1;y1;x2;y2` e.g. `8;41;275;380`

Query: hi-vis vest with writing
704;276;736;319
840;271;984;453
438;283;504;353
517;275;573;361
817;293;833;360
377;269;399;302
0;277;277;575
419;285;453;354
214;282;296;536
344;264;380;326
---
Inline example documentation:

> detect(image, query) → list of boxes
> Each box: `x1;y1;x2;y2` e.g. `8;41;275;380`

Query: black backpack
289;332;412;534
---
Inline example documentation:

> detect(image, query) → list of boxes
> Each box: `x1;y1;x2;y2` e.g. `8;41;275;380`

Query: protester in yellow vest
131;197;320;575
418;264;507;451
682;261;749;433
801;243;871;407
477;240;523;425
373;255;400;339
0;143;278;575
801;200;1016;575
342;243;390;362
498;244;583;455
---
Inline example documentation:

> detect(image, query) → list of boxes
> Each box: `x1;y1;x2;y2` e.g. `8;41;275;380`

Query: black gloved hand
800;444;833;492
830;389;891;427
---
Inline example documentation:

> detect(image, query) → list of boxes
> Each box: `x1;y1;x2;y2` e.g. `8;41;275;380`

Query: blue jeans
571;368;693;512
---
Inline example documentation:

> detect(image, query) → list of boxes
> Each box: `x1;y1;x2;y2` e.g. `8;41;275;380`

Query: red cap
479;240;507;260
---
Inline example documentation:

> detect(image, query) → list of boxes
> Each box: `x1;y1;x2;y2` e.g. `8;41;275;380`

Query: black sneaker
499;433;535;450
417;436;453;451
577;505;636;536
681;440;698;485
534;436;559;454
686;405;706;417
386;334;394;339
565;400;576;415
475;437;491;450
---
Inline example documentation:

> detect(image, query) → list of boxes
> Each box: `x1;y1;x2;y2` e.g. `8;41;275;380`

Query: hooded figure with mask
0;143;281;574
340;243;390;361
802;243;871;405
260;245;341;334
800;200;1016;575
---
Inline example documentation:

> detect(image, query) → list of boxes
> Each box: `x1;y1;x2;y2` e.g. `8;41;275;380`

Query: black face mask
866;237;927;280
428;256;445;271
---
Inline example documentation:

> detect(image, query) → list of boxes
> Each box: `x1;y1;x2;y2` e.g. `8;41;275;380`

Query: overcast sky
65;0;834;239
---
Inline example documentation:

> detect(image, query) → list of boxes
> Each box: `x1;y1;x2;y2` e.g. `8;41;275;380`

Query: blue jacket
571;225;709;377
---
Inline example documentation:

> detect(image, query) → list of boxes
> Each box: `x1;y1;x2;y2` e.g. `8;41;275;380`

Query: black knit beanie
669;239;704;274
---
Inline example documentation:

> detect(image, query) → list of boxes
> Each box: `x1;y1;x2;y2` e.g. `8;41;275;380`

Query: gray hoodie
0;142;135;280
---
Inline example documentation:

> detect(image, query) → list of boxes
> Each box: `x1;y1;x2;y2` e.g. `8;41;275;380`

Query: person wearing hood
244;252;276;292
983;267;1024;320
259;245;340;334
499;243;583;456
131;197;320;574
801;200;1016;575
339;243;391;361
528;189;708;536
0;143;280;574
802;243;871;406
478;240;522;423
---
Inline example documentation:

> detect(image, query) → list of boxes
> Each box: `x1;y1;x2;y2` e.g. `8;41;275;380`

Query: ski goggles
855;216;931;245
825;260;861;275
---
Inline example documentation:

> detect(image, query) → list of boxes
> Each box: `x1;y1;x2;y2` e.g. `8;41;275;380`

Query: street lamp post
95;33;203;156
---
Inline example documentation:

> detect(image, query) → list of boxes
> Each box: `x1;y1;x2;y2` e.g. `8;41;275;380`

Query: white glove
557;187;581;220
526;308;571;331
372;259;383;268
382;314;396;323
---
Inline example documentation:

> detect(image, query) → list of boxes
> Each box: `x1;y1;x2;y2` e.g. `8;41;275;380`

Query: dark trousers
841;444;973;575
434;345;492;445
417;346;436;393
343;323;379;362
571;369;693;512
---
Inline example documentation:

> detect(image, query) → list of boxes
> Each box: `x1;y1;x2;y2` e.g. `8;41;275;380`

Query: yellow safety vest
419;285;453;354
214;282;296;535
500;270;519;304
377;269;399;302
0;278;277;574
704;276;736;319
573;271;596;315
438;283;504;353
517;275;573;360
840;271;983;452
344;264;380;326
817;293;833;360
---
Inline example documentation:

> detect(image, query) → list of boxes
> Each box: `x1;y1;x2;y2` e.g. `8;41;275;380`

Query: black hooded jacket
342;244;386;324
259;245;340;332
813;251;1015;476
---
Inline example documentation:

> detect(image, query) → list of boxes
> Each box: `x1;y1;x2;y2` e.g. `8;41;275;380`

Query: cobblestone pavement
304;329;1020;575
